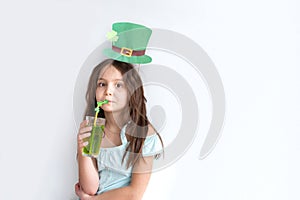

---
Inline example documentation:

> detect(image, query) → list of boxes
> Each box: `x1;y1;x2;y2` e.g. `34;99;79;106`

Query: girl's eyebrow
98;78;123;81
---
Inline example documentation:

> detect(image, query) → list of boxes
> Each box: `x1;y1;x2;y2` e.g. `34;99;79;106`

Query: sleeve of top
142;134;162;157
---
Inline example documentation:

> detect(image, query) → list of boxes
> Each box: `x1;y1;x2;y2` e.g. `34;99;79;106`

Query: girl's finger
78;132;91;140
82;141;88;146
78;141;88;149
78;126;92;135
75;182;80;195
79;120;89;128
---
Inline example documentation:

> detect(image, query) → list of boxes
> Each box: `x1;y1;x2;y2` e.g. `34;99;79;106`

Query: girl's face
96;65;128;113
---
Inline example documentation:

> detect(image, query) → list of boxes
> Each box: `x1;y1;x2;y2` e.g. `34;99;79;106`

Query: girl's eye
116;82;123;88
98;82;106;87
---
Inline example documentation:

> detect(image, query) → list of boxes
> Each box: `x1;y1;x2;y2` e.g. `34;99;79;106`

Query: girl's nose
105;84;113;96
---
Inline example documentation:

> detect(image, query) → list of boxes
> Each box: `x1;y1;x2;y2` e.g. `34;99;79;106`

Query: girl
75;59;163;200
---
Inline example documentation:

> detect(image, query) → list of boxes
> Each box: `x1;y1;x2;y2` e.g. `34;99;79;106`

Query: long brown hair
84;59;163;168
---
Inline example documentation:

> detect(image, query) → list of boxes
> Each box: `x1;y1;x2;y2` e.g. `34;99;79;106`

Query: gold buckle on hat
120;47;133;57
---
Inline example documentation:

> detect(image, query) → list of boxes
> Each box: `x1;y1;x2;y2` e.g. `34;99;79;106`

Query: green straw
93;99;109;126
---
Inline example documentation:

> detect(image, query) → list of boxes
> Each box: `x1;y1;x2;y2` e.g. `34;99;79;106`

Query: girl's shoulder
146;124;157;137
142;124;163;157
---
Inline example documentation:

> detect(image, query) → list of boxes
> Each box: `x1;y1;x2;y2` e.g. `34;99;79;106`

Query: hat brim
103;48;152;64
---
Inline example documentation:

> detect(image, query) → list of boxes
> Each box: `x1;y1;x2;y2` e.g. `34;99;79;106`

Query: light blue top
96;122;162;194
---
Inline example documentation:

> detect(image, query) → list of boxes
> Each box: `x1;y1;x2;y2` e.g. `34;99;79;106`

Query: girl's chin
101;107;113;112
102;107;128;113
102;105;118;112
102;109;112;112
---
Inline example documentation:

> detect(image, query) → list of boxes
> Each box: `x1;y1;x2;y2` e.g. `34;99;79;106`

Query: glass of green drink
82;116;105;157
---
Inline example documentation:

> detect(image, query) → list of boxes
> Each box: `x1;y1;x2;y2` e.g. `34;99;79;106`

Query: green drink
82;116;105;157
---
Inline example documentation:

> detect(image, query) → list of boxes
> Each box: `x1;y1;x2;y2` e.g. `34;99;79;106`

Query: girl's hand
75;182;93;200
77;120;92;151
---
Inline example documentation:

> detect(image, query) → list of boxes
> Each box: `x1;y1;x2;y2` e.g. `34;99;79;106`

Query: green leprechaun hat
103;22;152;64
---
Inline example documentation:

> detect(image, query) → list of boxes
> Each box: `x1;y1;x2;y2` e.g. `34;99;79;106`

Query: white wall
0;0;299;199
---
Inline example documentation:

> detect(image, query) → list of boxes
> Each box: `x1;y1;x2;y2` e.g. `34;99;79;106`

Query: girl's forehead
98;65;123;80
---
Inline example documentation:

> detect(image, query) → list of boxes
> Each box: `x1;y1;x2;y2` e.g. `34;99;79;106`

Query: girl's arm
77;120;100;195
75;155;154;200
75;124;158;200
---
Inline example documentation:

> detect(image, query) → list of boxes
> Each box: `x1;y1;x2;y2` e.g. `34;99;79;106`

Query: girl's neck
104;110;130;132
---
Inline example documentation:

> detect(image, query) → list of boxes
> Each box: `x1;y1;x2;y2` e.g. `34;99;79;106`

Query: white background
0;0;299;199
